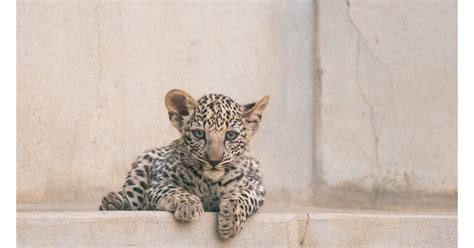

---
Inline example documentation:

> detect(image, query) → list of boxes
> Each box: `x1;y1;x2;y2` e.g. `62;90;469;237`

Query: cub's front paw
218;200;245;239
99;191;131;210
173;196;204;221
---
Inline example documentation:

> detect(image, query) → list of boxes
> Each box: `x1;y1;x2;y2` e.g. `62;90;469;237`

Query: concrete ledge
17;211;456;247
303;213;457;247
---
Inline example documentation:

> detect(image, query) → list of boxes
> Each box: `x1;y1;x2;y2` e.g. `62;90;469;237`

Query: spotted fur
100;89;269;239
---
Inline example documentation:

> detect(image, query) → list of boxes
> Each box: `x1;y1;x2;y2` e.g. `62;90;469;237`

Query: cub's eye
192;130;205;139
225;131;239;141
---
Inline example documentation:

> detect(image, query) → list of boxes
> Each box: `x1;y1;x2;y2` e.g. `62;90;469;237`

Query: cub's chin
203;169;225;181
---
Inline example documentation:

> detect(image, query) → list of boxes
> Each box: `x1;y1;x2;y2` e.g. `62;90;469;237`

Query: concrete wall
313;0;457;209
17;0;457;210
17;1;315;205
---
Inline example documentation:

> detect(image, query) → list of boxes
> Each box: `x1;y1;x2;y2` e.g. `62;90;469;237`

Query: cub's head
165;89;269;180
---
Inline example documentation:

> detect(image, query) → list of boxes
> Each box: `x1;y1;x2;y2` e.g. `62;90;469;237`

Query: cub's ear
165;89;198;132
244;95;270;137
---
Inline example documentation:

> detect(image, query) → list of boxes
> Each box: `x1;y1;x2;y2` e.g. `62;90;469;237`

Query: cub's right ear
165;89;198;132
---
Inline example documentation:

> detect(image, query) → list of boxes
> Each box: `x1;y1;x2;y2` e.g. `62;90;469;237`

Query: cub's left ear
244;95;270;136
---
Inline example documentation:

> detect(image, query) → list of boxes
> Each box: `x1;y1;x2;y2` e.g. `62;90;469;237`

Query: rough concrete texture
17;1;315;205
313;0;457;209
17;211;456;247
304;213;457;247
18;212;304;247
17;0;457;210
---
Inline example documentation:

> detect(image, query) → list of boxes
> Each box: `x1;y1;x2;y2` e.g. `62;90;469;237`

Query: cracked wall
314;0;457;209
17;0;456;210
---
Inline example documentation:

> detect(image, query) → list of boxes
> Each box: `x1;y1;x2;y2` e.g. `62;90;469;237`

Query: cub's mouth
203;169;225;181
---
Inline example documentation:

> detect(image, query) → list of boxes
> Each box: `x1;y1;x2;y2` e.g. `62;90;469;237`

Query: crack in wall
345;0;382;206
298;214;310;247
345;0;384;65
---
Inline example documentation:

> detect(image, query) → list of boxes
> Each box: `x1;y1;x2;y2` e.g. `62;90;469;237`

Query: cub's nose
205;153;223;168
208;159;222;168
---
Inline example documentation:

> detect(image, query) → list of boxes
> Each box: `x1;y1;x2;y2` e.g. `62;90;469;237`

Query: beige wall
17;0;457;210
17;1;315;205
314;0;457;209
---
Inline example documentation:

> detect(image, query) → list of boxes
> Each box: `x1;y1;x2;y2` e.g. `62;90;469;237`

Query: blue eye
225;131;239;141
192;129;205;139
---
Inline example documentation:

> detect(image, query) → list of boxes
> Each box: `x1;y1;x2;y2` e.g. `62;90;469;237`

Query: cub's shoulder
244;157;263;181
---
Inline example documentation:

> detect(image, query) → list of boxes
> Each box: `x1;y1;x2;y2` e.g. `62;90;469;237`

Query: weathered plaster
17;0;457;210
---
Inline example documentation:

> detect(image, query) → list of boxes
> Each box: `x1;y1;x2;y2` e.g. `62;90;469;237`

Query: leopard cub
100;89;269;239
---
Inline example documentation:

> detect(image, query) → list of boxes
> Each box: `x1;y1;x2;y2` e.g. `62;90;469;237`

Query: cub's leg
99;151;156;210
144;179;204;221
218;186;265;239
99;191;132;210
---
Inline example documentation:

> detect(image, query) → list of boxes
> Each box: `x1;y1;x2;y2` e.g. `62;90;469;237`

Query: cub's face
165;89;269;180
